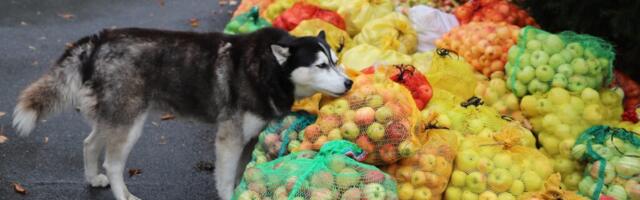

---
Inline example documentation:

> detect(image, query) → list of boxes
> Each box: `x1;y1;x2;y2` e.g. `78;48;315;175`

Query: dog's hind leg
102;112;148;200
84;123;109;187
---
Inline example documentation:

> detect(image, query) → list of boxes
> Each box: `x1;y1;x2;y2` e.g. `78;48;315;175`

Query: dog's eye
317;63;329;68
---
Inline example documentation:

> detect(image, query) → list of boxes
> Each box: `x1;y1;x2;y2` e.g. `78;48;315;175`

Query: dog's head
271;31;352;98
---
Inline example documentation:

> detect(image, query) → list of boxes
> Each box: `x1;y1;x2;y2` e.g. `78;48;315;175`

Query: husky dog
12;27;352;200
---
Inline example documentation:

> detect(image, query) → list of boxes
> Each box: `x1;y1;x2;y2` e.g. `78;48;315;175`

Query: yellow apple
451;170;467;187
492;153;512;169
466;171;487;193
521;170;543;192
412;171;427;186
488;168;514;192
479;191;498;200
462;190;479;200
419;154;437;172
414;187;432;200
509;180;525;195
446;187;462;200
497;192;515;200
398;183;414;200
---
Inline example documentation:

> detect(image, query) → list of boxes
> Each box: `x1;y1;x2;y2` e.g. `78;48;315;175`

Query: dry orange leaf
58;13;75;20
128;168;142;177
12;183;26;194
0;112;6;118
160;113;175;120
189;18;200;28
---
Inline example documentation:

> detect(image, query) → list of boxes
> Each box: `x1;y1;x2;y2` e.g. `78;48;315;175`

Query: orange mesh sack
301;66;421;165
232;0;274;17
445;134;554;200
384;129;458;200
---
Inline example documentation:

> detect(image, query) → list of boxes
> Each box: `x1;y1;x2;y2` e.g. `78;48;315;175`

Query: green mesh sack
572;126;640;200
506;26;615;97
224;6;271;34
233;140;399;200
250;112;316;166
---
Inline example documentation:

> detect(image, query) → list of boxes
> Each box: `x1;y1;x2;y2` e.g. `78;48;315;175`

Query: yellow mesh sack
289;19;353;58
291;93;322;115
426;51;478;100
446;135;554;200
303;0;344;11
264;0;299;22
519;173;588;200
385;129;458;200
341;44;413;72
336;0;394;36
353;12;418;54
301;66;421;165
412;51;434;75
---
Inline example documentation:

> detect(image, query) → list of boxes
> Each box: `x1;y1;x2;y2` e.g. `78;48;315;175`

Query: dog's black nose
344;79;353;90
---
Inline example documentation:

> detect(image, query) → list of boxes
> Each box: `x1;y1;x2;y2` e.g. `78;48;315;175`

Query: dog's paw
89;174;109;187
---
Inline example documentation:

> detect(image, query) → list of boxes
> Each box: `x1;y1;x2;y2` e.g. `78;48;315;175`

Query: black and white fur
12;27;352;200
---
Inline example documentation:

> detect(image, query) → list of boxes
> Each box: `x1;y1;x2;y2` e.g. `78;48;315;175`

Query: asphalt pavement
0;0;236;199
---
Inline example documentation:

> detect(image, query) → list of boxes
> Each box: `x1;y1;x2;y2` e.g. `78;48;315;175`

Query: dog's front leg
214;119;244;200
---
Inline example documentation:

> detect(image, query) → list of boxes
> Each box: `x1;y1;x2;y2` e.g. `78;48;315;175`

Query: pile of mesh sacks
225;0;640;199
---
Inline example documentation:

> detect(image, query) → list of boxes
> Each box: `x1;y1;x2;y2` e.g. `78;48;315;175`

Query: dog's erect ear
317;31;326;41
270;44;290;65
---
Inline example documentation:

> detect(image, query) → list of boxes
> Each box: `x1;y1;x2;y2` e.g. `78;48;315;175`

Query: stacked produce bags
224;0;640;199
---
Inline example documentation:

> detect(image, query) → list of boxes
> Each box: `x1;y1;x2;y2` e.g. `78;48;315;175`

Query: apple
571;144;586;159
343;110;356;122
535;65;555;82
419;154;437;172
379;144;398;164
479;191;498;200
310;188;336;200
530;50;549;66
319;115;341;133
340;122;360;140
414;187;432;200
492;153;512;169
446;187;463;200
398;183;414;200
328;128;343;140
336;168;359;189
512;81;528;97
386;121;408;142
584;48;598;59
588;184;606;198
558;139;576;157
477;157;495;173
559;49;574;61
583;104;603;123
625;180;640;200
509;180;525;195
466;172;487;193
398;140;415;157
606;184;627;200
581;88;600;104
589;160;616;184
551;74;568;88
243;167;265;183
341;188;362;200
488;168;513;192
238;190;261;200
508;46;520;61
411;170;427;186
366;122;385;141
535;32;548;41
274;186;288;200
543;34;565;54
364;170;385;184
451;170;467;187
311;171;335;189
355;107;376;126
356;135;375;153
367;95;384;108
571;58;588;75
553;158;574;174
521;170;542;192
320;104;336;116
504;94;519;110
364;183;386;200
527;79;548;94
568;75;588;92
557;64;573;76
248;182;267;194
375;106;393;123
497;192;515;200
518;53;532;67
462;190;479;200
526;40;542;51
327;156;346;172
548;54;566;68
333;99;350;115
587;58;603;75
566;42;584;57
614;156;640;177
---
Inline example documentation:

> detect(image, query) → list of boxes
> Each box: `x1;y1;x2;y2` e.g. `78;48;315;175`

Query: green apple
571;58;588;75
527;79;548;94
558;139;576;157
580;88;600;104
497;192;515;200
605;184;627;200
374;106;393;123
509;166;522;180
557;64;573;76
327;155;346;172
489;79;507;95
526;40;542;51
328;128;342;140
564;172;582;190
578;176;595;194
477;157;495;173
553;158;575;174
535;32;548;41
466;172;487;193
340;122;360;140
588;184;606;198
411;170;427;186
518;53;532;67
333;99;350;115
509;180;525;195
543;34;565;54
530;50;549;66
451;170;468;187
568;75;588;92
584;47;597;59
536;98;553;115
521;170;543;192
492;153;512;169
535;65;555;82
519;95;538;116
548;54;566;68
566;42;584;57
512;80;528;97
571;144;586;159
479;191;498;200
488;168;514;192
600;90;621;106
363;183;386;200
508;46;520;61
238;190;261;200
587;58;603;75
366;122;385;141
320;104;336;116
559;49;574;61
516;66;536;83
462;190;479;200
367;95;384;108
446;187;463;200
551;74;568;88
336;168;359;188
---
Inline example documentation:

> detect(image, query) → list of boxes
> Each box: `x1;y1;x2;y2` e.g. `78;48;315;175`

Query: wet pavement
0;0;236;199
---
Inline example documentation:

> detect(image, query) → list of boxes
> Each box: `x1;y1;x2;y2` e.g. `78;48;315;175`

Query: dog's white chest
241;112;266;142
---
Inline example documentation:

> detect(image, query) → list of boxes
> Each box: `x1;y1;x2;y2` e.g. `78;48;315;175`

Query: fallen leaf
12;183;26;194
157;0;165;6
58;12;75;20
160;113;175;120
151;122;159;127
0;112;5;118
159;135;167;144
44;136;48;144
219;0;228;5
189;18;200;28
195;161;214;172
20;21;28;26
229;0;238;5
128;168;142;177
0;135;7;144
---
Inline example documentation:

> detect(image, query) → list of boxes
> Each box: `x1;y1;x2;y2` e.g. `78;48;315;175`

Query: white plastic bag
407;5;459;52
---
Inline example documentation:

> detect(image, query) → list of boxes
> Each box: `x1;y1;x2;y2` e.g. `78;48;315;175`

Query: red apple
364;170;385;184
379;144;398;164
386;121;408;142
356;135;375;153
355;107;375;126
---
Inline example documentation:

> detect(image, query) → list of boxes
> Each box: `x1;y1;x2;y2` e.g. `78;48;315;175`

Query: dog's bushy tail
13;35;97;136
